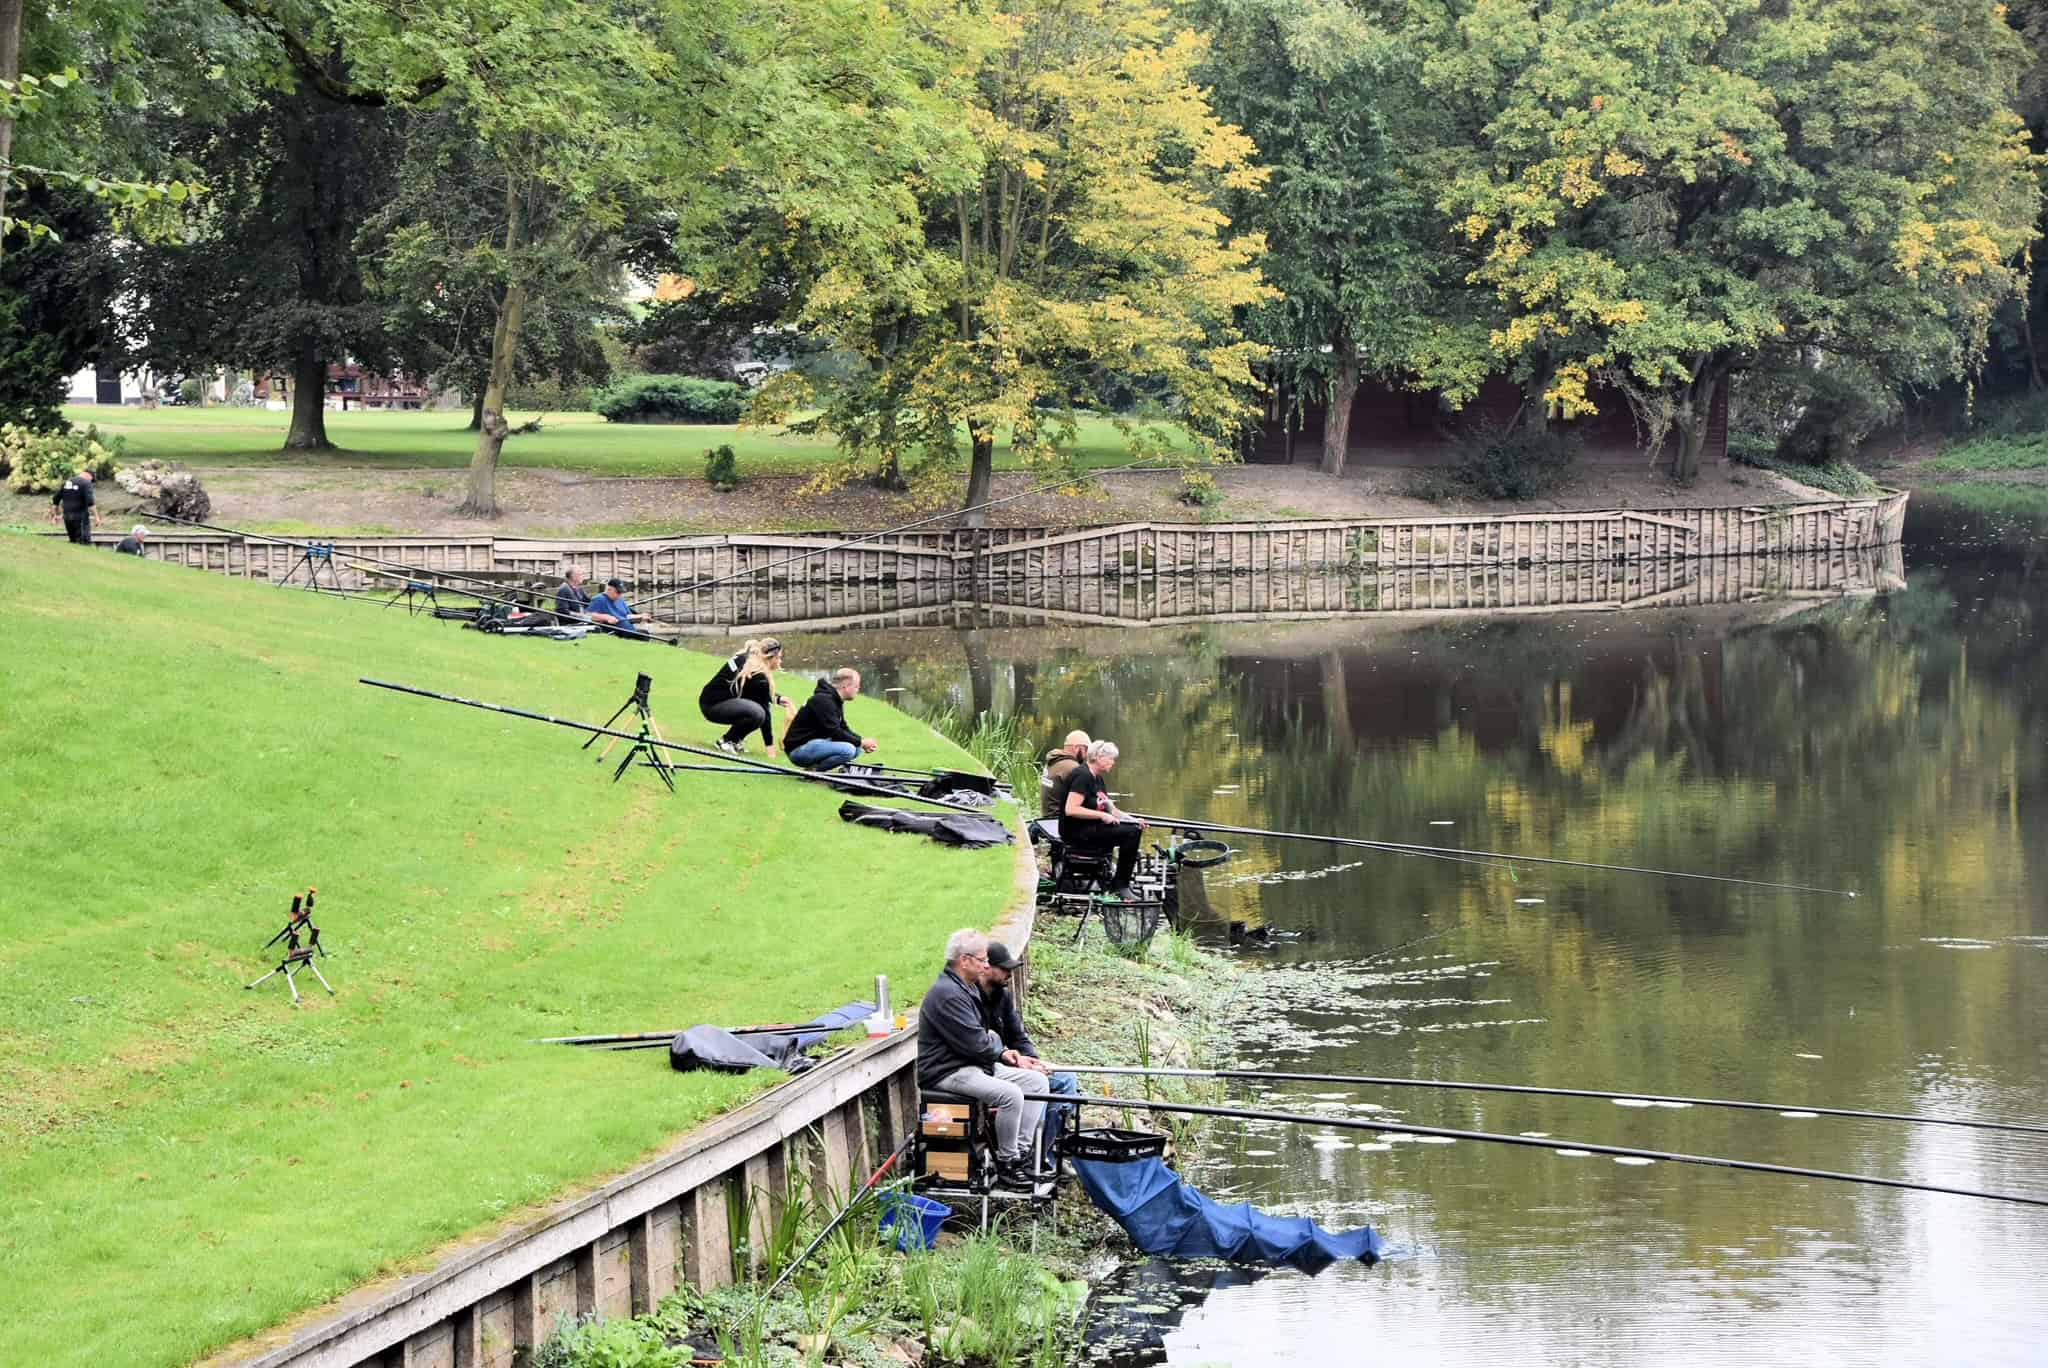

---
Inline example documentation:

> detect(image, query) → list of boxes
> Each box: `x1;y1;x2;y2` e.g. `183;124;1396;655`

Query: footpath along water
682;493;2048;1368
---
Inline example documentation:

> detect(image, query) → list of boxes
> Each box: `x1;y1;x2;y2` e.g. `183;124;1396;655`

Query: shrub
1773;366;1897;466
1449;423;1579;500
177;377;205;406
703;443;739;492
114;459;213;522
591;374;745;424
1175;469;1220;510
1;423;122;492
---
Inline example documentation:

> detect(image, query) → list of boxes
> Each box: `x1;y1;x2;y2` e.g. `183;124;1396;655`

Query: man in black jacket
50;470;96;544
917;929;1047;1189
783;668;878;772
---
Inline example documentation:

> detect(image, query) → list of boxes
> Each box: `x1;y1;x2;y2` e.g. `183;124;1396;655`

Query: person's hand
1021;1055;1050;1074
1001;1049;1021;1066
860;737;878;753
765;744;779;758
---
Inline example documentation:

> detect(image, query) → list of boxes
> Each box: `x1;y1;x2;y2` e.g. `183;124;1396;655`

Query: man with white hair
115;524;149;556
917;928;1049;1190
1061;739;1146;895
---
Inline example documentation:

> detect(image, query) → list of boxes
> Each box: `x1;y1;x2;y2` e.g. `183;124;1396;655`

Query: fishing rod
141;511;672;645
1056;1066;2048;1139
359;677;985;812
631;454;1171;613
1028;1092;2048;1209
537;1021;829;1046
1135;814;1859;899
759;1133;918;1303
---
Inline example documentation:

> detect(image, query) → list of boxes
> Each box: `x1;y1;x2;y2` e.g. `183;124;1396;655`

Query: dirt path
33;459;1844;539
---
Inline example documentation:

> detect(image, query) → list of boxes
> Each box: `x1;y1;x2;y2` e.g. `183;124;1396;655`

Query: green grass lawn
0;532;1015;1367
59;405;1191;479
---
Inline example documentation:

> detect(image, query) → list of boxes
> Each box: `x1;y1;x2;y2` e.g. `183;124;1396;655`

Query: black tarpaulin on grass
837;800;1015;849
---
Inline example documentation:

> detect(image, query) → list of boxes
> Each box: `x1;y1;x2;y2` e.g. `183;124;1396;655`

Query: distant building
67;362;431;411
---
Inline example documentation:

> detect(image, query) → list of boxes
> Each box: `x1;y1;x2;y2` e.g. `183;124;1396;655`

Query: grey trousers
933;1063;1047;1164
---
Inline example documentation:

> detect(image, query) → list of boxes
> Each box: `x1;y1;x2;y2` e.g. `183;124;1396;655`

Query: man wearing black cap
586;578;639;634
918;929;1050;1190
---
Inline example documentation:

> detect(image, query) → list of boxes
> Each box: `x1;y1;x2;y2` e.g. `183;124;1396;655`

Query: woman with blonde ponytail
697;637;795;755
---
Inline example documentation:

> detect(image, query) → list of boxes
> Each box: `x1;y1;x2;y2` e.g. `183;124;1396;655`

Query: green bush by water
593;374;748;424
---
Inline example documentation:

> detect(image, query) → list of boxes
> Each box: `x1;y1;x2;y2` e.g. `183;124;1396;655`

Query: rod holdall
1059;1127;1168;1163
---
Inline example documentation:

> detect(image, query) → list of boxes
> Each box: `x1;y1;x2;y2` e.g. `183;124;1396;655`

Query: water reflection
645;546;1903;634
746;506;2045;1364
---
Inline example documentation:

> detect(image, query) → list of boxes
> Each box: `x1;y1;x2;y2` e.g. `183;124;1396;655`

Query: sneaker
991;1158;1038;1192
715;739;741;756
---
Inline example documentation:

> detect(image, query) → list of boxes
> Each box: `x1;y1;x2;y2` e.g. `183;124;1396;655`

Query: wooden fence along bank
106;491;1910;592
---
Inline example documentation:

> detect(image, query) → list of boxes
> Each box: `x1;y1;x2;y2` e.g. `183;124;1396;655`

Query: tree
1199;0;1459;476
755;0;1275;522
369;109;627;430
1429;0;2038;479
0;180;118;427
122;77;398;448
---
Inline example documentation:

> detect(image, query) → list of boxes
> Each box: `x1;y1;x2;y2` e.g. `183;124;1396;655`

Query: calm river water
698;494;2048;1366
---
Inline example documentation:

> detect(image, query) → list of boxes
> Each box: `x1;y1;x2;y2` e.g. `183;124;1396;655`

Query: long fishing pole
1056;1066;2048;1138
1136;813;1859;899
758;1133;917;1304
1029;1092;2048;1208
359;677;986;812
631;455;1169;613
141;510;673;645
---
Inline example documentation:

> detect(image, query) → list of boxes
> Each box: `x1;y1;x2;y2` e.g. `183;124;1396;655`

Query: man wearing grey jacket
916;928;1049;1190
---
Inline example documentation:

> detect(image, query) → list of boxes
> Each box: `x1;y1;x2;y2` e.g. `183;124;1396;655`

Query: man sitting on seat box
783;667;878;772
917;929;1048;1191
587;577;638;634
553;566;593;623
970;939;1080;1171
1039;729;1090;820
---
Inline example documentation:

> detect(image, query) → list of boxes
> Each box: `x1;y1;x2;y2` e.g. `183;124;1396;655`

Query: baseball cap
604;577;624;590
985;941;1022;973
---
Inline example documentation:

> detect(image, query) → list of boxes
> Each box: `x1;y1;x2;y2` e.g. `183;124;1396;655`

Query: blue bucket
880;1193;950;1251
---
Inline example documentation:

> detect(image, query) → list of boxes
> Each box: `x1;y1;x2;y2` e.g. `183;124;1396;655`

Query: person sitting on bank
1039;729;1090;820
917;930;1051;1191
699;637;794;757
587;578;640;634
553;565;593;622
49;469;96;545
783;667;879;772
116;524;148;556
969;939;1081;1169
1062;739;1147;896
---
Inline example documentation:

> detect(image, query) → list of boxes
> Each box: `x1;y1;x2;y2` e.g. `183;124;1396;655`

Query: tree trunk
961;425;995;526
961;628;993;719
1520;355;1556;432
283;346;333;450
1673;369;1720;482
467;389;485;431
1319;352;1359;477
462;178;528;518
0;0;23;253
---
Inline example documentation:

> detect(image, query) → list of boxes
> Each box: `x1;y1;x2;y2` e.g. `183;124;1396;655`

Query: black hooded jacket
783;677;861;752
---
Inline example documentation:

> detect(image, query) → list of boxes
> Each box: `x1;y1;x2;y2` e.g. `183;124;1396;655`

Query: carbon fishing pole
140;510;673;644
758;1133;918;1304
1055;1066;2048;1138
1028;1092;2048;1209
1135;813;1859;899
359;677;986;812
630;454;1172;613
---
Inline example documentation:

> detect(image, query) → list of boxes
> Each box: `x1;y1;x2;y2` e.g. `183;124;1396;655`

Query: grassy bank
56;406;1190;479
527;929;1243;1367
0;532;1014;1367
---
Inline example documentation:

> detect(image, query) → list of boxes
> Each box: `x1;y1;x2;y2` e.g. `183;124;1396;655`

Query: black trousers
1066;820;1143;888
64;516;91;545
701;697;767;746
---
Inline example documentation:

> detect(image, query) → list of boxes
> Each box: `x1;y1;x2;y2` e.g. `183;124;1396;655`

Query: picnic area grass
58;404;1192;479
0;531;1017;1367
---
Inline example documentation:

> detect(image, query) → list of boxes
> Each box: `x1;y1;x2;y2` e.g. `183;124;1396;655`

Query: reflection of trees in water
1083;1257;1277;1367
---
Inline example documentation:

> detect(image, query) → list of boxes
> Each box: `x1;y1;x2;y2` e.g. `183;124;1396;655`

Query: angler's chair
915;1087;1059;1231
1028;819;1116;898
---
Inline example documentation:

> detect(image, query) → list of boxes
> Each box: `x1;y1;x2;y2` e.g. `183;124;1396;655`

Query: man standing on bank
1062;740;1146;896
783;667;879;772
918;930;1048;1191
50;470;96;545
